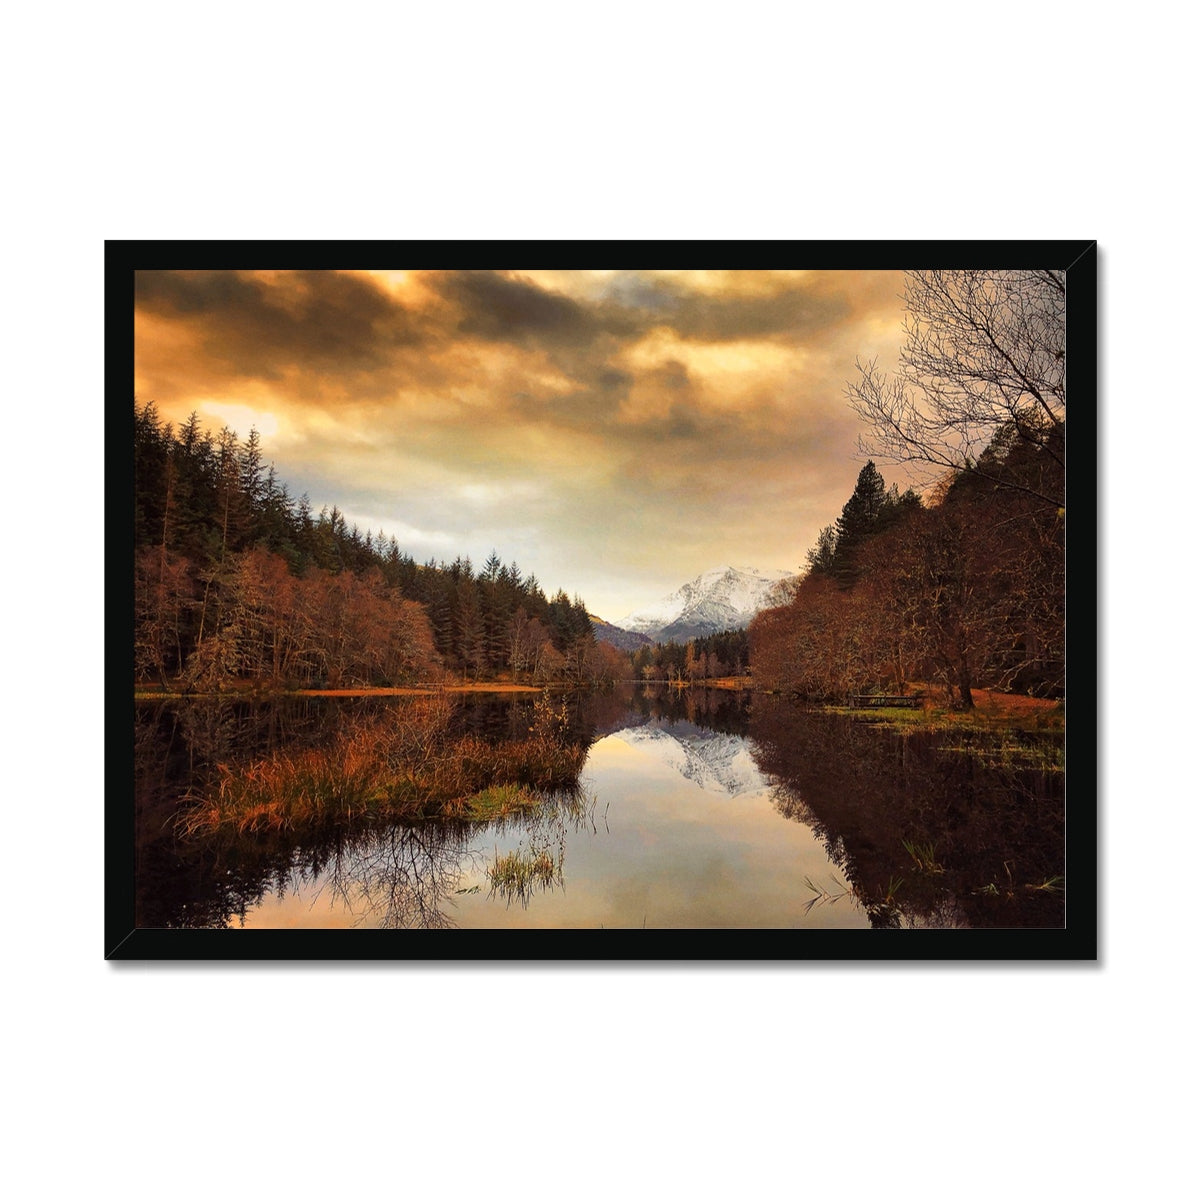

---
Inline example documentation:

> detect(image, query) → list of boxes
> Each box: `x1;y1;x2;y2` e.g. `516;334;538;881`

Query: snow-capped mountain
616;565;795;643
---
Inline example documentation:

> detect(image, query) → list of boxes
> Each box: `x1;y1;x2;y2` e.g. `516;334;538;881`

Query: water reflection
133;685;1063;930
748;702;1064;929
322;824;478;929
609;721;766;797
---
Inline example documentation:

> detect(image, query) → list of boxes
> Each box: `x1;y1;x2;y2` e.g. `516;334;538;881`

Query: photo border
108;240;1097;962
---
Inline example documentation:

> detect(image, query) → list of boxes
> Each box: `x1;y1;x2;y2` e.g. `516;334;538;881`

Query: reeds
486;841;563;906
801;874;853;916
901;839;943;873
175;693;587;837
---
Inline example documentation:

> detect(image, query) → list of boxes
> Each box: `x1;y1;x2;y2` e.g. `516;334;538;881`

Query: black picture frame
109;241;1097;962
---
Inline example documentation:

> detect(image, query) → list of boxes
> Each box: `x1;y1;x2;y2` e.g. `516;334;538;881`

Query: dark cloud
135;269;867;430
134;267;908;617
429;269;856;351
597;366;635;392
606;274;853;342
135;269;429;382
665;404;700;439
649;359;691;391
678;288;850;341
495;357;697;440
429;270;612;348
530;386;626;431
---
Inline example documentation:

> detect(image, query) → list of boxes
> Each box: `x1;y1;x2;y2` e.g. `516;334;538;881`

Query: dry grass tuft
175;693;586;838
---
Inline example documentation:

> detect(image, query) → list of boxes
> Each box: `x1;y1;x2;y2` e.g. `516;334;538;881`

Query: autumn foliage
750;436;1065;707
133;400;606;689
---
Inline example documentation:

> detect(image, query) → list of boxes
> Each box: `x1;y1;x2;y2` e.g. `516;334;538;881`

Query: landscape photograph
116;249;1093;956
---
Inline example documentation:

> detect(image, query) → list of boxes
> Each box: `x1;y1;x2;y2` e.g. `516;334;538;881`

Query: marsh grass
936;731;1064;771
479;784;599;908
833;696;1064;739
459;784;543;820
175;692;588;838
902;839;943;873
801;874;853;916
487;844;562;906
831;700;1064;772
485;814;569;907
1025;875;1064;893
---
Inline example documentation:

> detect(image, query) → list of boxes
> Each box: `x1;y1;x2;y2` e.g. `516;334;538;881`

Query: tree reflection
322;823;479;929
134;694;599;929
135;687;1064;931
217;789;596;928
750;700;1064;929
619;683;752;735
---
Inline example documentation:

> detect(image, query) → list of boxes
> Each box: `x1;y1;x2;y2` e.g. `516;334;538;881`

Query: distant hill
590;614;654;652
614;565;797;644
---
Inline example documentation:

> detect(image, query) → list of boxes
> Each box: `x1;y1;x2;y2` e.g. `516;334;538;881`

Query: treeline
628;629;750;683
134;400;623;689
749;425;1065;708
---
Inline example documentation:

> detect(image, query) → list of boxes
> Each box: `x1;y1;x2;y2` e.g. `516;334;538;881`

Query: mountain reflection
606;721;769;798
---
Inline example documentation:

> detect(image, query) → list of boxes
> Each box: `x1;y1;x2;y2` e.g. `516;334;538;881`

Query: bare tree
847;269;1066;507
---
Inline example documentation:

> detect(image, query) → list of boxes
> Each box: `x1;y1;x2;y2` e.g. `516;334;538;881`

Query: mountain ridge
589;614;654;652
610;565;796;644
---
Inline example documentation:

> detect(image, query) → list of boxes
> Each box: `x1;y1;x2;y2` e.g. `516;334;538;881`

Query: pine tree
455;582;485;677
238;427;267;538
805;524;837;577
832;461;888;585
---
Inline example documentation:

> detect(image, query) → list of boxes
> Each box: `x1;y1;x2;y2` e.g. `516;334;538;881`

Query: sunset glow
134;267;907;617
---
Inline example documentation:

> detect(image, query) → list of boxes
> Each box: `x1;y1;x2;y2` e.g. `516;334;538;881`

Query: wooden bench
848;694;924;709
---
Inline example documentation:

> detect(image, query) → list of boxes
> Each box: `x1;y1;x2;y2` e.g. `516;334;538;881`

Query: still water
134;686;1064;930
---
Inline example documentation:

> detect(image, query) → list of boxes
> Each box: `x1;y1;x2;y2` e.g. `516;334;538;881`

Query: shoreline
134;682;546;700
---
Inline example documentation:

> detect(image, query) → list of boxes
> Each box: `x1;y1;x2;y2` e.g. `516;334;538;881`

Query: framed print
109;242;1096;960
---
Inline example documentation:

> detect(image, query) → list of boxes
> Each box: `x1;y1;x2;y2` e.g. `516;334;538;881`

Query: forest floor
964;689;1061;718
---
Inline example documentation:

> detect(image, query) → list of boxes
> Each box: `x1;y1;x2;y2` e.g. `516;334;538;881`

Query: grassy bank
175;692;586;837
821;689;1065;771
828;689;1063;734
679;677;1063;735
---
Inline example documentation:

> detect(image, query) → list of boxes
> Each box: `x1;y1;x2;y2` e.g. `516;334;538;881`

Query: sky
134;268;910;621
